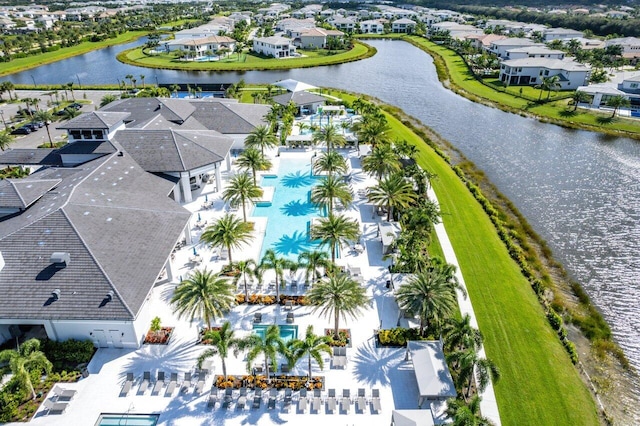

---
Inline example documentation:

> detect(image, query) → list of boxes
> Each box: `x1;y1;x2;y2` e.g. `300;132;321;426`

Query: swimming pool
95;413;159;426
253;158;325;260
253;324;298;342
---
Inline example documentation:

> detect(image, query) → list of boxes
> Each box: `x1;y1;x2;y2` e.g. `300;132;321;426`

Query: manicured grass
0;32;148;77
405;36;640;138
381;112;599;425
117;42;374;71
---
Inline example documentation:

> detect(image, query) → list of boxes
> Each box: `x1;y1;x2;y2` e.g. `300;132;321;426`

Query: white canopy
274;79;318;93
406;341;457;408
391;410;435;426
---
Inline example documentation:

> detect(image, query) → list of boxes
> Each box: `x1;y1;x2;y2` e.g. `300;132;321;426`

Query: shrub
377;327;421;346
40;338;95;371
547;310;563;330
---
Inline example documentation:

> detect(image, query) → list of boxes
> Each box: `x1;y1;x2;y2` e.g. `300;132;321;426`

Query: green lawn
382;112;599;425
117;42;374;71
0;32;148;77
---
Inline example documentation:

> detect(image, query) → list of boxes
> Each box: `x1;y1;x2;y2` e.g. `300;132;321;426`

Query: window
631;83;639;88
544;70;549;76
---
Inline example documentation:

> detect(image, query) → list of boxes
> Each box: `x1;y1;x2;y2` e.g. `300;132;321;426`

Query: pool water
253;324;298;342
253;158;325;260
96;413;159;426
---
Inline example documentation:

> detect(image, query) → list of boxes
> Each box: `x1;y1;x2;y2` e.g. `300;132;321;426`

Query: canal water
7;40;640;375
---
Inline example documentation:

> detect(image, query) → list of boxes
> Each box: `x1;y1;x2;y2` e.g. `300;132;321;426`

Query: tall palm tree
237;324;285;380
171;268;235;330
33;110;55;147
367;174;417;221
245;124;278;156
236;148;272;185
395;261;461;335
100;94;117;107
362;144;401;181
0;131;14;151
538;75;561;101
197;321;240;380
312;150;348;178
312;124;346;151
222;172;262;222
62;107;80;121
442;314;483;353
310;214;360;263
232;259;260;300
607;95;631;118
353;114;390;148
170;84;180;97
570;90;589;111
446;396;494;426
307;273;369;339
0;338;52;400
260;249;297;301
298;250;330;285
288;325;333;380
311;175;353;214
201;214;254;265
448;348;500;400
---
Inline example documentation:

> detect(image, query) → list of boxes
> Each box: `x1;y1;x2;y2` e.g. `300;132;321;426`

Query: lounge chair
237;388;248;410
284;300;293;311
286;312;294;324
267;388;278;409
340;389;351;413
253;312;262;324
326;389;337;413
333;346;347;369
207;387;218;408
283;388;292;413
312;389;322;412
371;388;381;413
195;375;206;394
139;371;151;394
280;363;290;373
152;371;165;395
298;388;308;413
120;372;134;397
356;388;366;412
252;388;262;409
181;372;192;393
222;388;234;409
200;360;213;375
51;385;76;401
43;399;68;415
165;373;178;397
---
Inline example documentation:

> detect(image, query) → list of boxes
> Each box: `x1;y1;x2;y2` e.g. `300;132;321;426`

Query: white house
294;27;344;49
543;28;584;42
392;18;417;34
164;35;236;58
252;36;296;58
504;46;565;60
499;57;591;89
429;22;483;39
489;38;542;58
360;19;385;34
174;21;233;40
330;16;356;32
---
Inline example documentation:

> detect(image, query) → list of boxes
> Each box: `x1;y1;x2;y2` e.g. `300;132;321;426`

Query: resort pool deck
252;157;325;260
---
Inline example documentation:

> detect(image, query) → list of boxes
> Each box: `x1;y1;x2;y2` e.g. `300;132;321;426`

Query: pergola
405;340;457;408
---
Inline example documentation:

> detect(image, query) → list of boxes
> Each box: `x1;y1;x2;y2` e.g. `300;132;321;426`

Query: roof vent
106;290;114;302
117;151;124;157
50;252;70;268
51;289;61;301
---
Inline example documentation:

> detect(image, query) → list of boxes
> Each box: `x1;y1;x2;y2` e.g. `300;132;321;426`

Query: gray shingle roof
57;111;130;130
0;148;60;165
0;179;62;209
188;100;270;134
56;141;116;155
272;90;326;106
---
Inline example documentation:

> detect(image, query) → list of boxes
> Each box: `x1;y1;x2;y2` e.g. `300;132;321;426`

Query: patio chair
286;312;294;324
371;388;381;413
51;385;76;401
253;312;262;324
152;371;165;395
207;387;218;408
43;399;68;415
237;388;248;410
326;389;337;413
222;387;234;409
298;388;308;413
291;280;298;289
284;300;293;311
165;373;178;397
181;372;192;393
356;388;366;413
312;389;322;412
268;388;278;409
283;388;292;413
195;375;206;394
252;388;262;409
120;372;134;397
340;389;351;413
138;371;151;394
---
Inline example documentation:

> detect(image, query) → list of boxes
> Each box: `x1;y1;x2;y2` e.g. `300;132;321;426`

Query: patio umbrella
193;247;197;256
205;194;208;202
197;212;201;221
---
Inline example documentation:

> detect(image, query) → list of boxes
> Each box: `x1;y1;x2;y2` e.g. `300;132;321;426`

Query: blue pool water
253;324;298;342
96;413;159;426
253;158;325;260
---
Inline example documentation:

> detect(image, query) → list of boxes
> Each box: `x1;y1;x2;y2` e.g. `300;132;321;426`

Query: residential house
272;90;326;114
392;18;416;34
465;34;507;50
294;28;344;49
330;16;356;32
489;38;541;58
429;22;483;39
360;19;385;34
605;37;640;63
252;36;296;58
499;57;591;89
504;46;565;60
543;28;584;41
164;35;236;58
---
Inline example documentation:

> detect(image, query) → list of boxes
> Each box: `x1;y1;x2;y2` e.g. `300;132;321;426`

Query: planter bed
214;374;324;391
324;328;352;348
143;327;174;345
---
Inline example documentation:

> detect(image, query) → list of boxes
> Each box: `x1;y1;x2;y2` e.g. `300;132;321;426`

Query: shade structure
273;79;318;93
406;340;456;408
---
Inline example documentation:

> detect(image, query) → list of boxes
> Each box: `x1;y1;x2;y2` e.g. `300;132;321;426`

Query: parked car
23;123;38;132
17;108;36;117
11;126;31;135
69;103;82;110
31;121;44;128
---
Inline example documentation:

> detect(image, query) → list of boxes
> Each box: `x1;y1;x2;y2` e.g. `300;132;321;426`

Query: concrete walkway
428;188;502;425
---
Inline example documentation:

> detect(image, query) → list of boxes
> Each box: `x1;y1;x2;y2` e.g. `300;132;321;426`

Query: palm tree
260;249;297;301
442;314;483;353
395;261;462;335
312;150;348;178
354;114;390;148
312;124;346;151
288;325;333;380
232;259;260;300
140;74;146;89
607;95;631;118
311;175;353;214
170;84;180;97
310;214;360;263
197;321;239;380
236;148;272;185
170;268;235;330
538;75;561;101
570;91;589;111
307;273;368;339
298;250;330;285
125;74;134;89
367;174;417;221
0;131;14;151
201;214;254;265
362;144;401;181
66;82;75;101
33;110;55;147
245;125;278;156
0;338;52;400
62;107;80;121
448;348;500;400
100;94;117;107
237;324;285;380
222;172;262;222
446;396;494;426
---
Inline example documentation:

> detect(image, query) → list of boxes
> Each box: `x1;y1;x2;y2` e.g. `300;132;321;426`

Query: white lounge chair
312;389;322;412
165;373;178;397
252;389;262;409
371;388;381;413
326;389;337;413
237;388;248;410
181;372;192;393
139;371;151;394
43;399;68;415
120;372;134;397
207;387;218;408
222;388;234;409
268;388;278;409
298;388;308;413
51;385;76;401
152;371;165;395
341;389;351;413
283;388;292;413
356;388;366;412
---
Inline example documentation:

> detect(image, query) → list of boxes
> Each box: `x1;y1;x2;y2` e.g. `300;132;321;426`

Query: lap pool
253;324;298;342
95;413;159;426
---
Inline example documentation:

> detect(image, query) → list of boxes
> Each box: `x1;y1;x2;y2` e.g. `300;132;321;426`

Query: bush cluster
377;327;422;347
40;338;95;372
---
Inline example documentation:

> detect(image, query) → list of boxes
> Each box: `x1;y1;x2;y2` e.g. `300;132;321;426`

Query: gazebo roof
407;341;457;400
273;79;318;92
